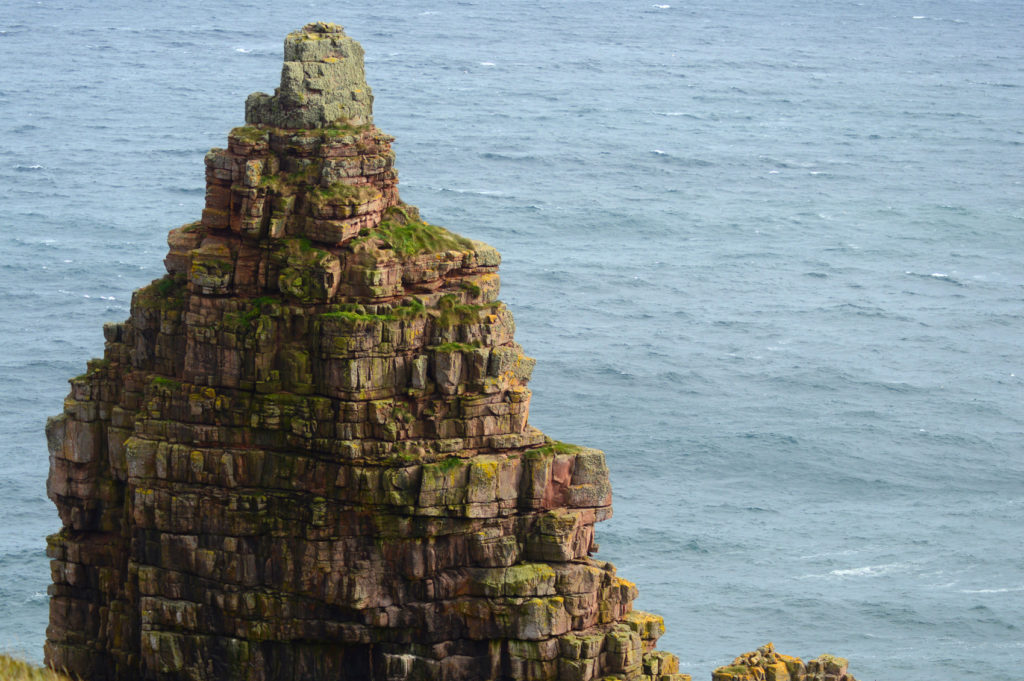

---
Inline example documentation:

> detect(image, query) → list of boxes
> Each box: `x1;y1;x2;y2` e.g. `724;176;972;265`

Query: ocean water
1;0;1022;678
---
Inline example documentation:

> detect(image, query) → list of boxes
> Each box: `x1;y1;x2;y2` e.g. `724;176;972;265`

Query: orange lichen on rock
712;644;857;681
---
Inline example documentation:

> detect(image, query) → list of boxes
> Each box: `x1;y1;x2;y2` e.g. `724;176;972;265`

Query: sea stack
44;23;687;681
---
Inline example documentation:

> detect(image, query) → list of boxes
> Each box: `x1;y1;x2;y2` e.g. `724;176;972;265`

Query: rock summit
246;23;374;129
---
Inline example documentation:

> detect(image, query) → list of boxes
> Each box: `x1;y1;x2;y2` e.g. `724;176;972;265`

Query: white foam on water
830;563;909;577
794;562;914;580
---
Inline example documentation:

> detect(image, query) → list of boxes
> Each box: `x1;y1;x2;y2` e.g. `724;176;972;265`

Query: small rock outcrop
712;644;857;681
45;23;688;681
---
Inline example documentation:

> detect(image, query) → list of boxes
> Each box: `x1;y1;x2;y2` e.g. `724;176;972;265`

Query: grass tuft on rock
229;125;269;144
0;655;76;681
370;220;472;257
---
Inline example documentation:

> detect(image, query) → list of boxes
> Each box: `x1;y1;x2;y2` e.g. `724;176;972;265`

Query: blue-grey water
2;1;1022;678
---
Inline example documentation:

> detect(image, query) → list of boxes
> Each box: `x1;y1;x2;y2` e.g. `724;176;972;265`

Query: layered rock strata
45;23;687;681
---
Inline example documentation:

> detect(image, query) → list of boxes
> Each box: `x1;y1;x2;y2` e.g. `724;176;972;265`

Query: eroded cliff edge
44;23;687;681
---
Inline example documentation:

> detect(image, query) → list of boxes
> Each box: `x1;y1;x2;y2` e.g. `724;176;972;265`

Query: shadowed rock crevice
44;22;688;681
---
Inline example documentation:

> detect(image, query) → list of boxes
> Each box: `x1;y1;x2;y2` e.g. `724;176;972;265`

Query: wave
797;548;860;560
648;151;714;167
432;185;515;200
830;563;910;577
797;562;912;579
480;152;537;162
904;271;966;287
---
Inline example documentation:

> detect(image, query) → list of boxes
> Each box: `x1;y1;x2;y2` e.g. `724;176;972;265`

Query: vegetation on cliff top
369;218;472;257
353;204;473;257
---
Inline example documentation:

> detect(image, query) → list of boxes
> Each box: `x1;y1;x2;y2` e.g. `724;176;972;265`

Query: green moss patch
435;294;499;328
321;121;372;139
226;296;281;328
354;209;472;258
524;441;583;459
229;125;269;144
150;376;182;390
438;455;463;472
320;298;427;324
377;220;471;256
134;274;187;311
310;182;378;206
320;309;390;324
429;341;481;353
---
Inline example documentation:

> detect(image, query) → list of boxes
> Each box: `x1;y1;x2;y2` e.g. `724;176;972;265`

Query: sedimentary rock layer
45;23;687;681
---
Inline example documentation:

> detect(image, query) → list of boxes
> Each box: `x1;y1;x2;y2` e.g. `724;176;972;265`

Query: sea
1;1;1022;678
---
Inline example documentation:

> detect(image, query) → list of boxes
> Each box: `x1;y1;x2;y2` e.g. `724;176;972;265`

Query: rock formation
45;23;689;681
711;644;857;681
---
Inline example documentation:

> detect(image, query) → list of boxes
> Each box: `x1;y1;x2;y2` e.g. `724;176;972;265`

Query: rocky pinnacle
43;24;692;681
41;23;869;681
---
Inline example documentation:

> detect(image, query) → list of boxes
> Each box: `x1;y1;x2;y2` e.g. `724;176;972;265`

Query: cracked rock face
44;23;687;681
246;23;374;129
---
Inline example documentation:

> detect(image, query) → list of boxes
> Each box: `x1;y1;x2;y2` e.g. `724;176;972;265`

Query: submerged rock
44;23;688;681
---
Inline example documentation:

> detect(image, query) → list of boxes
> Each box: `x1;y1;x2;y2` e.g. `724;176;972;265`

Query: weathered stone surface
246;23;374;129
712;644;857;681
44;24;686;681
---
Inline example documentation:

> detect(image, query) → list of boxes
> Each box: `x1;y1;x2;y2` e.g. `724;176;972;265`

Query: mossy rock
504;562;556;597
133;274;187;311
229;125;270;145
358;214;473;258
272;238;341;302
